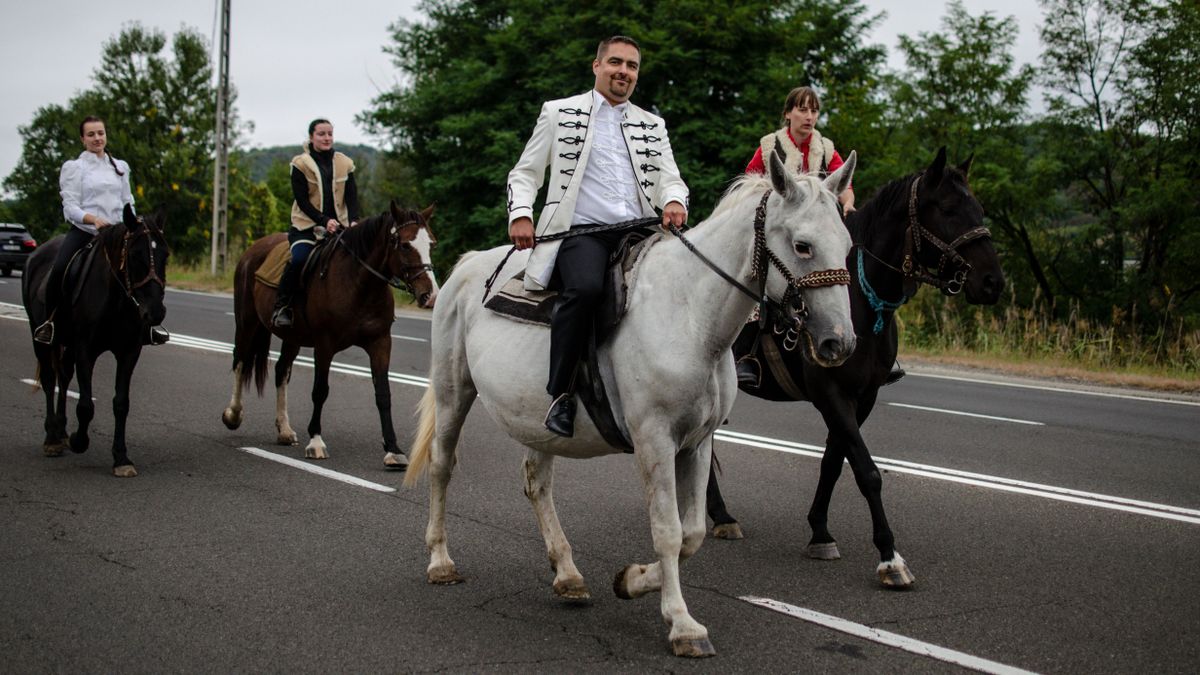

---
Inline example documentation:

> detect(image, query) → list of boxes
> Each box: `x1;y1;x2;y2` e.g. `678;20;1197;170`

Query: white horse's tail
404;383;437;487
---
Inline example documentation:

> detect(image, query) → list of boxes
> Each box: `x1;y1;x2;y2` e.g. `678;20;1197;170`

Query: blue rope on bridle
857;247;907;334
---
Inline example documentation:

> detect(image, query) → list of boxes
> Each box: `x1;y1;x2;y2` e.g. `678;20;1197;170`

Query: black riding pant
45;227;95;319
547;226;626;397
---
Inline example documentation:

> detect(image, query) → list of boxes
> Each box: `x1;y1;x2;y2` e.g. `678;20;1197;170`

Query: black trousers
546;227;627;397
45;227;95;318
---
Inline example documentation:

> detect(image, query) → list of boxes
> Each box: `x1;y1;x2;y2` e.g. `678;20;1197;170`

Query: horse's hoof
277;431;298;445
428;565;465;585
112;465;138;478
304;439;328;460
807;541;841;560
671;636;717;658
383;452;409;470
877;553;915;589
553;577;591;602
221;408;242;430
711;522;744;540
43;442;66;457
69;433;89;454
613;564;650;600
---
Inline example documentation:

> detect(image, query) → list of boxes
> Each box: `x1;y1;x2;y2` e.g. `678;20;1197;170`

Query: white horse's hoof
112;465;138;478
711;522;744;540
428;564;464;585
877;552;915;588
553;576;591;602
277;430;298;445
304;437;328;460
383;452;409;470
671;636;716;658
807;541;841;560
221;408;242;430
612;563;652;600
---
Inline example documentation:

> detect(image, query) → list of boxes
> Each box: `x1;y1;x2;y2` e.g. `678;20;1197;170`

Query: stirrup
148;325;170;345
33;320;55;345
735;355;761;388
884;365;906;386
272;306;293;328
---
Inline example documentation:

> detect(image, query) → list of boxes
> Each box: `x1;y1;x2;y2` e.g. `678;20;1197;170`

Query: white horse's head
758;147;856;366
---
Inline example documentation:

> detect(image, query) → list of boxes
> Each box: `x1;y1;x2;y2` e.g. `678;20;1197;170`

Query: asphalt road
1;278;1198;673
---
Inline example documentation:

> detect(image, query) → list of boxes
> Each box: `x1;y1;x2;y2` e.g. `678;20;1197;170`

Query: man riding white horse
505;35;689;438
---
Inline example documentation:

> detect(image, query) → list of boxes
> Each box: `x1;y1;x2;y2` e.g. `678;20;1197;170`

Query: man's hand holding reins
662;201;688;230
509;216;535;250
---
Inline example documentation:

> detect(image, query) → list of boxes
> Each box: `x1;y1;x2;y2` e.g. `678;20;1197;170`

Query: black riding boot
732;322;762;388
544;393;576;438
272;262;299;328
884;360;906;385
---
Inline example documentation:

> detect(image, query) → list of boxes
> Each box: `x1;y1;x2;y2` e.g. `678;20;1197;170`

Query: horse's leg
614;429;715;658
423;377;475;586
109;348;140;477
68;350;95;455
706;454;743;539
221;362;245;430
55;351;75;451
274;341;300;445
37;349;67;456
365;336;405;469
805;430;848;560
813;391;914;588
522;449;589;601
304;345;333;459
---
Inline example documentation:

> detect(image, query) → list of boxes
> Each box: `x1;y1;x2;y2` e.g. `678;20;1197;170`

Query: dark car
0;223;38;276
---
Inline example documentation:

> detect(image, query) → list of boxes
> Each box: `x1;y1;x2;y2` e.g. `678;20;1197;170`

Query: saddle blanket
254;242;290;288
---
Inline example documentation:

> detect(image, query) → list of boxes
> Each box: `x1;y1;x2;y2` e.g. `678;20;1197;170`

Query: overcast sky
0;0;1044;194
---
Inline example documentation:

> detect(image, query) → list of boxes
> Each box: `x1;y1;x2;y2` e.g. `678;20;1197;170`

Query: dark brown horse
712;148;1005;588
221;202;438;468
22;204;169;477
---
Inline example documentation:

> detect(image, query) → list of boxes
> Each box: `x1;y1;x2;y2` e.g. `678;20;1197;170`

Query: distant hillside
235;144;382;183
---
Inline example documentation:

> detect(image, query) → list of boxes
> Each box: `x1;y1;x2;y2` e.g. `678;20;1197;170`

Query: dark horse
712;148;1004;588
221;201;438;468
22;204;169;477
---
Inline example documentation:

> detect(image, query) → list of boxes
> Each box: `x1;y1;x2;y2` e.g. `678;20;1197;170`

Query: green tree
3;24;271;262
362;0;886;270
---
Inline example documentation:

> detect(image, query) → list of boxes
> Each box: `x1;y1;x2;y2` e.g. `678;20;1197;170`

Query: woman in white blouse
34;116;165;344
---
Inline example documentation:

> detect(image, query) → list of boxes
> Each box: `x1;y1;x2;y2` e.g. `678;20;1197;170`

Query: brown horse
221;202;438;468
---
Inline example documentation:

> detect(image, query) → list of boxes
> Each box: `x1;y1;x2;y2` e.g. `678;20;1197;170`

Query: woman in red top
745;86;855;213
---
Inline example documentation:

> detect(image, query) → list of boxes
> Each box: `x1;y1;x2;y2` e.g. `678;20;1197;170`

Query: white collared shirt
59;151;134;234
572;89;642;226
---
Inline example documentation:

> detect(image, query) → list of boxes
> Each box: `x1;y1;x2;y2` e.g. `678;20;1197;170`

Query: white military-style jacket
507;90;689;290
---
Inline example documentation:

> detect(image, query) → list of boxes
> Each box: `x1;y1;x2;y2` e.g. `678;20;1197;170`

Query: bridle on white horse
668;190;850;333
332;216;433;296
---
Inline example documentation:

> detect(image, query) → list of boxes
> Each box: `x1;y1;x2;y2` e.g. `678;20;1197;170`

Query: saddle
64;239;102;307
485;227;662;450
254;238;333;289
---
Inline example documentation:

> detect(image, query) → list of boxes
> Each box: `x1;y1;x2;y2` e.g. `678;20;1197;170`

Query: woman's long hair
79;115;125;176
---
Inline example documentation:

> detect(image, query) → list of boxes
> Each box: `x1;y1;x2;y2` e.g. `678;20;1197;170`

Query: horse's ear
389;199;404;222
123;203;139;229
958;153;974;179
926;146;948;189
823;150;856;199
420;203;435;224
769;142;798;202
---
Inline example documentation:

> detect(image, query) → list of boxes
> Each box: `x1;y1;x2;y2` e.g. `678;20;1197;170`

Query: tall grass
898;285;1200;383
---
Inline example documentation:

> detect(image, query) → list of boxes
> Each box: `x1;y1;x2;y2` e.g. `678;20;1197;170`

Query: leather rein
330;218;433;294
668;190;850;331
100;220;166;310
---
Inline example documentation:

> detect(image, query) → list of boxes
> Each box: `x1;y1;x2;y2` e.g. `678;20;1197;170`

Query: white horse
404;152;856;658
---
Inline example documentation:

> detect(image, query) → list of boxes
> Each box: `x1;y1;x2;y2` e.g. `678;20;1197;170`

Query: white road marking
225;311;235;316
22;323;1192;526
886;402;1044;426
912;371;1200;407
237;447;396;493
741;596;1038;675
714;429;1200;525
391;334;427;343
20;378;83;400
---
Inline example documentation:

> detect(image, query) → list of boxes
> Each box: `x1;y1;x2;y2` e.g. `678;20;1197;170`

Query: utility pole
210;0;231;276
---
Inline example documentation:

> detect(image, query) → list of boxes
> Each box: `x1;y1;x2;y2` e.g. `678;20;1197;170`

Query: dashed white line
886;402;1044;426
391;334;428;343
741;596;1038;675
20;378;84;400
912;371;1200;407
237;447;396;493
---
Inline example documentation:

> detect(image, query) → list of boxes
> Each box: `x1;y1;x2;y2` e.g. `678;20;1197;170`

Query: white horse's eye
794;242;812;258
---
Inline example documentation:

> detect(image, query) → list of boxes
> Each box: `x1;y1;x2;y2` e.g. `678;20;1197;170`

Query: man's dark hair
596;35;640;61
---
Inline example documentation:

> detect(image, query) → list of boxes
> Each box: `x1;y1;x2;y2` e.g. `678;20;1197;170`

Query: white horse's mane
708;172;827;221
